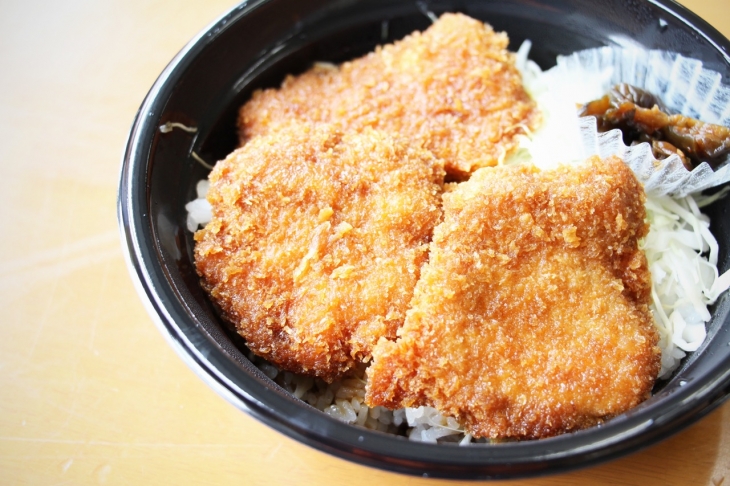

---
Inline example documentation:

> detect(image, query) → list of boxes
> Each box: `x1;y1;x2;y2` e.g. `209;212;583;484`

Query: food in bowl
366;156;660;440
183;12;730;442
579;83;730;170
193;122;444;382
238;13;539;179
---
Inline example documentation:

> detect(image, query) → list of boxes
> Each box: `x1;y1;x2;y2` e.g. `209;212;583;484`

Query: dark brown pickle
664;115;730;167
652;140;691;170
579;83;730;169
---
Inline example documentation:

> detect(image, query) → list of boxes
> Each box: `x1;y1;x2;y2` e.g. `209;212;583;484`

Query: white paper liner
551;47;730;197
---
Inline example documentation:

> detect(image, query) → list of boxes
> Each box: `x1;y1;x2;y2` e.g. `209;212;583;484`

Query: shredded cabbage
644;195;730;376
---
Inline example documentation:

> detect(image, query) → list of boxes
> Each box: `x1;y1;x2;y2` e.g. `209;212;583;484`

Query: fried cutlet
365;156;660;439
238;13;540;179
193;123;445;383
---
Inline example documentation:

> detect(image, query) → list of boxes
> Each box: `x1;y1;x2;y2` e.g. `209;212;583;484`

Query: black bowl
118;0;730;479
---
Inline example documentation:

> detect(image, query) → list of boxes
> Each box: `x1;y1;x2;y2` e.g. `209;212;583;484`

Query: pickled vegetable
580;83;730;169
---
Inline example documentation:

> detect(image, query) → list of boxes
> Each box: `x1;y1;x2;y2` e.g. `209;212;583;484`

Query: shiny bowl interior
118;0;730;479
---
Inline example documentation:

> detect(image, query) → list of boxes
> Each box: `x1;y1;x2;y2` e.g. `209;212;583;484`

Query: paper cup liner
552;47;730;197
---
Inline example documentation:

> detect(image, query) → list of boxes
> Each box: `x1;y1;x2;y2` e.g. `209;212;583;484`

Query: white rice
185;43;730;443
185;180;211;232
243;350;471;442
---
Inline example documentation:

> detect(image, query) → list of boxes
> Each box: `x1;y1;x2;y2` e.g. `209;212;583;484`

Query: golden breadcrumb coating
238;13;539;178
365;156;660;439
194;123;445;382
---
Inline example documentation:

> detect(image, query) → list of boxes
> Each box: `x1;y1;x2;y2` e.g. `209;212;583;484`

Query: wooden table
1;0;728;484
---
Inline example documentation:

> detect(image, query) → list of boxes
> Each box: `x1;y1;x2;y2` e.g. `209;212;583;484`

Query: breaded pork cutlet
194;123;445;383
238;13;539;179
365;156;660;439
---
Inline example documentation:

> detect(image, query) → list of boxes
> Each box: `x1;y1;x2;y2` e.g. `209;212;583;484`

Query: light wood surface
1;0;729;484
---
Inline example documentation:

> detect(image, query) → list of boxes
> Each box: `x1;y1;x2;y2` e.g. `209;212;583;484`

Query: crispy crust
238;13;539;178
365;156;660;439
194;123;444;382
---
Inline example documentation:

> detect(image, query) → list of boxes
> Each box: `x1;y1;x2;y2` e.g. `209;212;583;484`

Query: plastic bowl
118;0;730;479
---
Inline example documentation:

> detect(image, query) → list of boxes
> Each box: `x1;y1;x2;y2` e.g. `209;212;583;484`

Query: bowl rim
118;0;730;479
